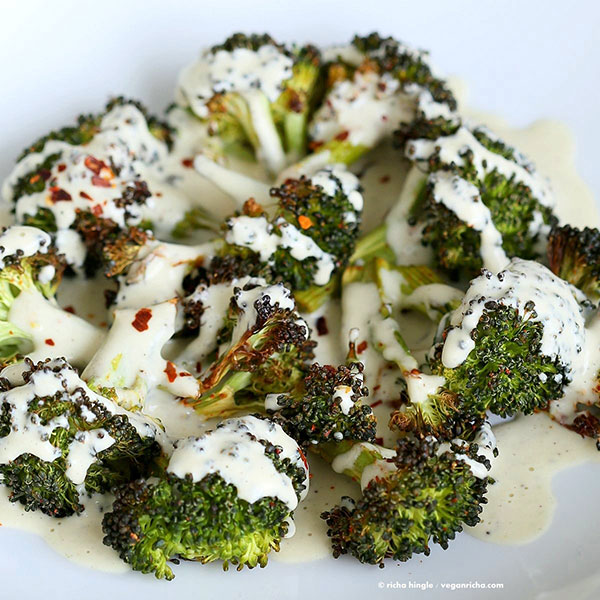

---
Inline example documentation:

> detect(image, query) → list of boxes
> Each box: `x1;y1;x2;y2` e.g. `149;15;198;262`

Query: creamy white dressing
167;415;308;511
466;413;600;544
0;225;51;268
114;240;214;309
441;259;586;375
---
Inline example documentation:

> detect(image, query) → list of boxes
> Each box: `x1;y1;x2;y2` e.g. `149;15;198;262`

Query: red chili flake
164;361;177;383
49;187;72;203
181;158;194;168
57;163;67;172
334;130;350;141
64;305;76;314
79;191;93;200
84;155;107;175
298;447;309;470
29;174;40;184
298;215;313;230
308;140;324;151
373;384;381;392
381;115;388;122
132;308;152;331
196;362;202;374
91;175;111;187
39;169;52;181
379;175;390;184
375;436;384;446
357;340;368;354
316;316;329;336
44;338;55;346
179;372;191;377
91;204;103;216
377;82;387;92
370;399;383;408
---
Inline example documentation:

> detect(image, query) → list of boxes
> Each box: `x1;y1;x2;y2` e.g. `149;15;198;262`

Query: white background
1;1;600;598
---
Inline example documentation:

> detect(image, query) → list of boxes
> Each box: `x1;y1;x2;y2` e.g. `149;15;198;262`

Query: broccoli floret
267;361;377;446
184;280;315;417
5;98;178;270
319;431;493;565
176;33;322;173
0;226;66;361
429;259;586;419
305;33;457;166
400;119;557;277
102;415;309;579
0;358;166;517
547;224;600;301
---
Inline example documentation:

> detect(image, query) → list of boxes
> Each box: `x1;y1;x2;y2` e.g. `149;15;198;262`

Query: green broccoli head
321;433;491;565
12;97;172;203
102;415;309;579
402;121;557;278
0;226;66;361
216;166;364;310
186;280;315;417
547;224;600;302
306;33;457;164
429;259;586;419
267;361;377;446
0;358;166;517
177;33;322;172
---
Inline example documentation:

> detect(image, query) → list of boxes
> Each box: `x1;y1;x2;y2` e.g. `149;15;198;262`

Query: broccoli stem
315;440;392;483
193;154;272;209
350;224;394;264
283;112;307;161
243;91;287;176
294;276;339;313
192;370;260;417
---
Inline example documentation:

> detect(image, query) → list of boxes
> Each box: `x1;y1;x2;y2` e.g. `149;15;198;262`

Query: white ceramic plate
1;2;599;598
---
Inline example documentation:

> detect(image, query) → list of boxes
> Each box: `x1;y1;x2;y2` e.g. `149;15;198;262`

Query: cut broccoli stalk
102;415;309;579
82;300;199;409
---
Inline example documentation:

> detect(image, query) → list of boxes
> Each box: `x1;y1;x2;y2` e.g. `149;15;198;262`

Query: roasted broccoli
0;358;166;517
429;258;586;418
184;280;315;417
0;225;105;368
266;360;377;447
3;97;190;271
319;428;494;565
176;33;322;172
305;33;457;166
547;224;600;302
102;415;309;579
397;117;557;277
190;164;364;311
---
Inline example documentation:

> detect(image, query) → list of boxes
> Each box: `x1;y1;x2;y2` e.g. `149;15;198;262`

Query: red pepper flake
298;447;309;470
334;130;350;142
316;316;329;336
375;436;384;446
164;361;177;383
181;158;194;168
298;215;313;230
79;191;93;200
91;204;103;216
196;361;203;374
84;155;107;175
308;140;324;151
370;399;383;408
57;163;67;172
64;305;76;314
91;175;112;188
357;340;368;354
39;169;52;181
179;372;191;377
379;175;390;184
132;308;152;332
44;338;55;346
29;174;41;184
49;187;72;203
373;384;381;392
